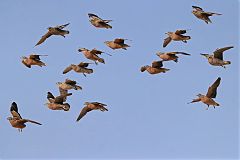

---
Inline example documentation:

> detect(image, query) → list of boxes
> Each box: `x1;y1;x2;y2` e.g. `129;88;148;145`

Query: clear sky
0;0;239;159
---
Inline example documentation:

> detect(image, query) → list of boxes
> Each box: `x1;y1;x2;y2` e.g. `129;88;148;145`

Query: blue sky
0;0;238;159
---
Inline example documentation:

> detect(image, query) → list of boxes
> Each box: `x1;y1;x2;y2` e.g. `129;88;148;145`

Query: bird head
196;94;203;97
56;82;62;86
200;53;210;58
21;56;27;60
140;66;148;72
156;52;164;56
7;117;13;121
78;48;88;52
84;102;90;105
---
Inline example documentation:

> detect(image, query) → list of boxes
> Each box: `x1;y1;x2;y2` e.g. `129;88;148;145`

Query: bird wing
175;30;187;35
47;92;55;99
10;102;22;119
35;31;52;46
213;46;233;60
167;52;190;55
56;23;70;29
78;62;90;68
58;88;69;103
88;13;100;18
29;54;48;60
19;119;42;125
206;77;221;98
90;48;103;55
192;6;203;11
114;38;125;44
92;102;107;106
76;106;93;121
163;37;172;48
65;79;77;85
63;65;73;74
152;61;163;68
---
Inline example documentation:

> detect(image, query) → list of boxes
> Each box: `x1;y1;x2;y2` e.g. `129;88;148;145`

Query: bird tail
140;66;147;72
185;36;191;40
74;85;82;90
100;106;108;112
98;58;105;64
224;61;231;65
63;103;70;111
211;12;222;16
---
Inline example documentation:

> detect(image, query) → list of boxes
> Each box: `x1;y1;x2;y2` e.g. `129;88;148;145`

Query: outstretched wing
213;46;233;60
65;79;77;85
167;52;190;55
90;48;104;55
35;31;52;46
78;62;91;68
10;102;22;119
163;37;172;48
175;30;187;35
114;38;125;44
29;54;48;60
19;119;42;125
206;77;221;98
63;65;73;74
88;13;102;20
76;106;93;122
152;61;163;68
192;6;203;11
92;102;107;106
56;23;70;29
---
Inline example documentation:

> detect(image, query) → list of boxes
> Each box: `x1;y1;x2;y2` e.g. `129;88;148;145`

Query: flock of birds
7;6;234;132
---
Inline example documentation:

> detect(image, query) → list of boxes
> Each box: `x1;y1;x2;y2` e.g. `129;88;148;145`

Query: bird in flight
21;54;47;68
7;102;42;132
78;48;107;64
88;13;112;29
163;29;191;48
141;60;170;75
192;6;222;24
156;51;190;63
201;46;233;68
105;38;130;50
35;23;70;46
62;62;94;77
188;77;221;110
76;102;108;122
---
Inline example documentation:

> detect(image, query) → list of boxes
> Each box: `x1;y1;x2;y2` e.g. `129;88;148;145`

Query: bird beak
200;54;208;58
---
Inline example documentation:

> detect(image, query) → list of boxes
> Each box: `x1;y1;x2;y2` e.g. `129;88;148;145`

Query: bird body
189;77;221;110
7;102;42;132
35;23;70;46
45;102;70;111
76;102;108;122
57;79;82;91
21;54;47;68
141;61;170;74
88;13;112;29
105;38;130;50
201;46;233;68
163;30;191;47
78;48;105;64
192;6;221;24
156;52;190;62
63;63;93;76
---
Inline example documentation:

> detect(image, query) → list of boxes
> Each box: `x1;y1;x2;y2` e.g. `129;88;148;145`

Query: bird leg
95;61;98;65
221;65;226;69
206;105;209;110
182;40;187;43
83;73;86;77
